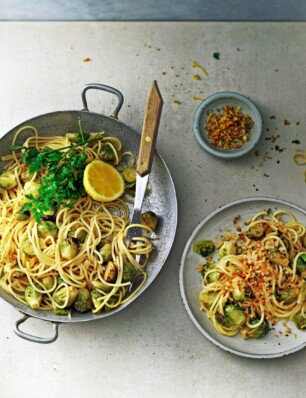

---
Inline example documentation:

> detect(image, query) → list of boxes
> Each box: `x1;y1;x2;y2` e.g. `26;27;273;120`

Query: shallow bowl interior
194;92;263;159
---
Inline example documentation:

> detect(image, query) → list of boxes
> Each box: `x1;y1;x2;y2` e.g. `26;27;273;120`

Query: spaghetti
0;125;153;316
197;209;306;339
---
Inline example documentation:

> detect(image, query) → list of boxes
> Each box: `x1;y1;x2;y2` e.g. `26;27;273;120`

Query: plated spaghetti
196;209;306;339
0;125;154;316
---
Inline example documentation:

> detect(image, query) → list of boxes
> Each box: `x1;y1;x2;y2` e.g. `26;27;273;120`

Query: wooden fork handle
137;81;163;177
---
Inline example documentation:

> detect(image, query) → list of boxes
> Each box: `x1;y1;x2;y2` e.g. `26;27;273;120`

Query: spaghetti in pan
0;124;156;316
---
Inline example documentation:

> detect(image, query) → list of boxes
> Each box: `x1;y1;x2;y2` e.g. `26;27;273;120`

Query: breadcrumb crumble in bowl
194;92;263;159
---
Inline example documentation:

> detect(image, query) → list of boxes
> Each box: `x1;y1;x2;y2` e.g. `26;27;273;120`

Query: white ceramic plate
179;197;306;359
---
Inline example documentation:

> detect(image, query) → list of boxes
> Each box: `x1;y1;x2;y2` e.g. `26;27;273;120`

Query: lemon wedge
83;160;124;202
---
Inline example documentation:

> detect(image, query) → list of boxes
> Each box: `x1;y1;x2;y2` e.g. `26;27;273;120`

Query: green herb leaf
213;52;220;60
9;145;26;151
11;123;103;222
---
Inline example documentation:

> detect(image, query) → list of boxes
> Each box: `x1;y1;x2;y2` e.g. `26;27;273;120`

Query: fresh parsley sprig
10;125;103;222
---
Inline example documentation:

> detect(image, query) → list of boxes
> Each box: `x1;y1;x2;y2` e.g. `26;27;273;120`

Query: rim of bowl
194;92;263;159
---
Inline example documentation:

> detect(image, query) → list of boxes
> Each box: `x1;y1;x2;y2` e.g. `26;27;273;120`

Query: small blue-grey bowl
194;92;263;159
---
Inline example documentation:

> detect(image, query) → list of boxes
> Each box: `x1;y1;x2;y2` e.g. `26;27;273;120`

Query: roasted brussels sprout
91;280;111;292
104;296;119;311
199;290;218;308
91;289;103;310
216;304;246;327
193;240;215;257
74;287;93;313
200;263;219;282
76;230;87;244
66;132;90;143
99;243;112;263
99;145;116;162
25;285;43;309
246;224;266;240
241;318;270;339
20;168;34;183
24;181;41;199
218;241;236;259
122;261;137;283
122;166;136;183
281;236;292;253
140;210;158;231
41;275;55;290
53;285;78;307
13;201;30;220
41;209;56;221
103;261;117;283
38;221;58;238
296;254;306;274
56;276;66;286
53;306;70;315
207;270;219;283
290;312;306;329
278;287;299;304
67;226;87;243
0;171;17;189
269;250;289;266
21;237;35;256
232;277;246;301
60;238;79;260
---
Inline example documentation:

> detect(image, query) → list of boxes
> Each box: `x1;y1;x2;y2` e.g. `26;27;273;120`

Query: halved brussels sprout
66;132;90;143
53;285;78;307
218;241;236;259
99;243;112;263
38;221;58;238
24;181;41;199
21;237;35;256
278;287;299;304
99;145;116;162
25;285;43;309
74;287;93;313
122;261;137;283
140;211;158;231
216;304;246;327
122;166;136;183
241;318;270;339
0;171;17;189
60;238;79;260
193;240;215;257
246;224;266;240
269;250;289;266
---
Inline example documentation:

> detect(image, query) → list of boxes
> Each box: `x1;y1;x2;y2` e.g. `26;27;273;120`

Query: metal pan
0;83;177;343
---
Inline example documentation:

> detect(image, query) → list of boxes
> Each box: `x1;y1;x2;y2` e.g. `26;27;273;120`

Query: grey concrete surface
0;21;305;398
0;0;306;21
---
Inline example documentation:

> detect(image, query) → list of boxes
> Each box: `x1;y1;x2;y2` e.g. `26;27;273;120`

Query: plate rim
179;196;306;359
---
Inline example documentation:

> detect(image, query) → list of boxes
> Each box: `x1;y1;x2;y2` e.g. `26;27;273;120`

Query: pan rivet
116;125;122;131
145;136;151;142
74;114;81;120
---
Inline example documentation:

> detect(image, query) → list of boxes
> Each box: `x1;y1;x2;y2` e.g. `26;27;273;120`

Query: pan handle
81;83;124;119
14;314;59;344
